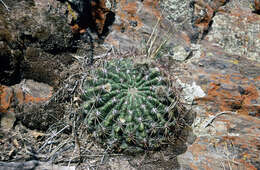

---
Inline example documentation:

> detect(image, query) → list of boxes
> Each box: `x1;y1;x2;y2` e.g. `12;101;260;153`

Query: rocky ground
0;0;259;169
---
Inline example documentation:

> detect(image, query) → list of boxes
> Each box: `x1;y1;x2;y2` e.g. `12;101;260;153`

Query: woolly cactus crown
82;58;182;153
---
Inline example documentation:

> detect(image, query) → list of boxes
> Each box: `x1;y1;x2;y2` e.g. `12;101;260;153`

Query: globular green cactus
82;58;180;153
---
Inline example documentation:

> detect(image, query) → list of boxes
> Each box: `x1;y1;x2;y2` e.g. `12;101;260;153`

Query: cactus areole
82;58;182;153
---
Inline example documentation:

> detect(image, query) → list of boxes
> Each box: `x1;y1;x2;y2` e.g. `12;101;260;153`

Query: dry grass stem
38;125;70;152
0;0;10;11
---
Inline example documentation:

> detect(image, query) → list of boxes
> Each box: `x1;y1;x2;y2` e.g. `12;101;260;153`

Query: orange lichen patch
188;142;207;161
202;163;213;170
0;86;13;113
193;0;228;31
115;0;143;30
189;163;199;170
71;24;80;33
111;24;123;32
196;73;259;116
15;89;24;105
241;86;258;105
180;31;191;45
13;88;52;105
116;0;135;18
143;0;161;18
24;92;51;103
0;84;52;114
121;1;137;15
193;1;214;31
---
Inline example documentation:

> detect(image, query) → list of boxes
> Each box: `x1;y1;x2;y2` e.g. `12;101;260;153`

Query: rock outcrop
0;80;53;130
100;0;260;169
0;0;259;169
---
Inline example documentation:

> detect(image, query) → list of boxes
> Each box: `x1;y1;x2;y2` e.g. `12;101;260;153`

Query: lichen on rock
82;58;186;153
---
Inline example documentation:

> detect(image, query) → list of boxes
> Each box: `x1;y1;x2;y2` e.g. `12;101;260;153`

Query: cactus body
83;59;179;153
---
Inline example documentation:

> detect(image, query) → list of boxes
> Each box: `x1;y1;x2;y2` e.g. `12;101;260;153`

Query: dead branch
0;0;10;11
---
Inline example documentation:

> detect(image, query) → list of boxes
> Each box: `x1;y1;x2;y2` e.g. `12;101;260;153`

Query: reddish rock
193;0;228;33
105;0;186;52
179;108;260;169
193;0;214;32
0;85;12;113
0;80;53;114
0;79;54;131
102;0;260;169
173;41;260;168
1;0;259;168
105;0;260;113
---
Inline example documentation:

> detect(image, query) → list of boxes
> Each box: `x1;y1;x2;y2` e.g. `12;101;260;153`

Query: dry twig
0;0;10;11
37;125;70;152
